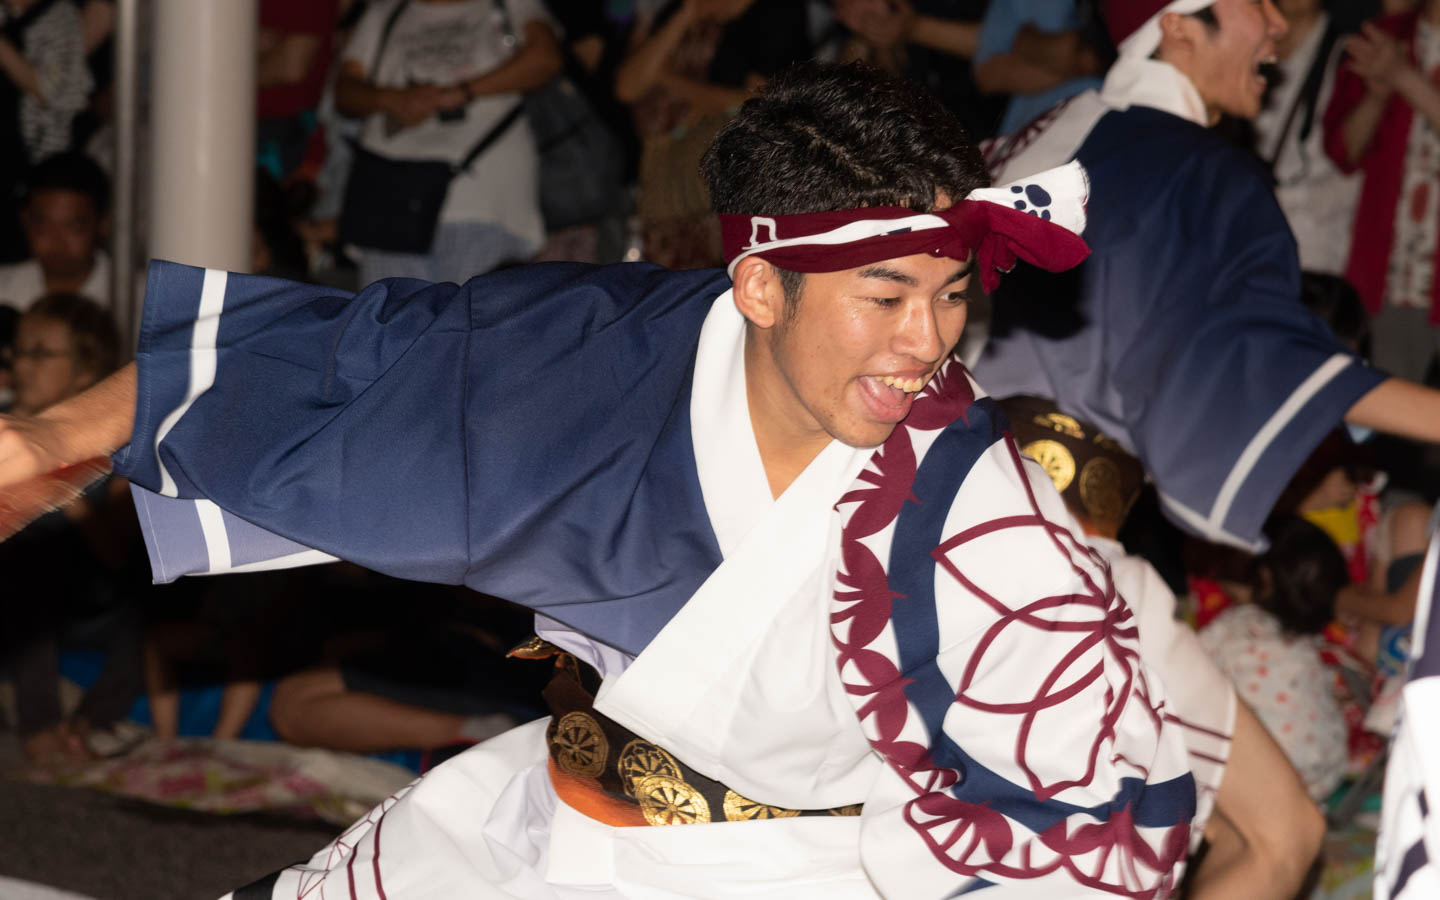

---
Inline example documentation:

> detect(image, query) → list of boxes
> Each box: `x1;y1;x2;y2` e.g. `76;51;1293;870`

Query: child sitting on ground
1195;515;1352;802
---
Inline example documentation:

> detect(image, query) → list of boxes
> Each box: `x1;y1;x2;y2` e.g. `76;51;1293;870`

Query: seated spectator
833;0;981;72
831;0;1003;141
972;0;1111;137
1191;428;1431;790
1275;430;1429;659
142;570;304;742
0;152;109;312
0;0;91;262
615;0;811;269
1193;516;1352;802
0;292;139;766
268;589;544;757
7;290;112;416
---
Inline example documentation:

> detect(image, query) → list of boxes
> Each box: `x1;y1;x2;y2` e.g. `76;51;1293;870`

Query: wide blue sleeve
1081;112;1387;548
114;260;730;654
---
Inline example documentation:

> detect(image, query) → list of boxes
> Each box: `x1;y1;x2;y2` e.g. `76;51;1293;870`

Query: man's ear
1155;10;1198;64
731;256;785;330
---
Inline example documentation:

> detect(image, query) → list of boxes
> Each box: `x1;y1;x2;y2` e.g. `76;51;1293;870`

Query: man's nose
1264;0;1289;38
895;300;944;362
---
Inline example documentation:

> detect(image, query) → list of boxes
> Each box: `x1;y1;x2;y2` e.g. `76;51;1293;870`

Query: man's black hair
1251;515;1349;636
22;152;111;216
701;62;990;305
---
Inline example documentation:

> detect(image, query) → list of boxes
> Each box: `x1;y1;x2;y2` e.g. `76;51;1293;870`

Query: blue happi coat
977;106;1387;550
115;259;1199;896
117;260;729;655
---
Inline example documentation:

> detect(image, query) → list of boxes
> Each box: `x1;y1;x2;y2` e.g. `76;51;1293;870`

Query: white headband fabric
1118;0;1219;60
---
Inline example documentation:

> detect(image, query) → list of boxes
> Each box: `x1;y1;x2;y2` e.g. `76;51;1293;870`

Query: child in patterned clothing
1197;515;1351;802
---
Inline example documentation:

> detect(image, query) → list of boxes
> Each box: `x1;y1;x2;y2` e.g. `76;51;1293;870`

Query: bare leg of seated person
213;679;261;741
1185;700;1324;899
142;628;183;739
269;667;466;753
21;721;94;766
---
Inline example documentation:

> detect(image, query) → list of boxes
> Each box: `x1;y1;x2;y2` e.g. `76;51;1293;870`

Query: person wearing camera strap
333;0;561;284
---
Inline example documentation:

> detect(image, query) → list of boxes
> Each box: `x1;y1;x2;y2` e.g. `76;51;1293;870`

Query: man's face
1178;0;1288;121
23;189;101;283
10;316;94;415
752;252;971;451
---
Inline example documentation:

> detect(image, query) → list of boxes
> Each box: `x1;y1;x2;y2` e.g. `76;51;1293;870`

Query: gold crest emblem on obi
552;711;608;778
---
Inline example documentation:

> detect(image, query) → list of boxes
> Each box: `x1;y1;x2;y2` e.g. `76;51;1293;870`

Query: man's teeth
880;375;925;393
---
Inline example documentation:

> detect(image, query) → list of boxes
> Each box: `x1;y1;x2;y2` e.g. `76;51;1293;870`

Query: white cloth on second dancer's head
987;53;1206;186
977;49;1386;552
1087;536;1234;844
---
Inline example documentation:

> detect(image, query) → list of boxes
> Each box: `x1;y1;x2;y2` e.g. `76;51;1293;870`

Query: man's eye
869;296;901;307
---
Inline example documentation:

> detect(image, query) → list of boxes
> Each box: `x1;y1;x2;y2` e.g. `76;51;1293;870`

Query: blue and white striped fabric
1377;522;1440;899
977;105;1387;551
114;260;731;657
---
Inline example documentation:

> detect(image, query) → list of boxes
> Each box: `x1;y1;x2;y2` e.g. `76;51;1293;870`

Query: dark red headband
718;163;1092;293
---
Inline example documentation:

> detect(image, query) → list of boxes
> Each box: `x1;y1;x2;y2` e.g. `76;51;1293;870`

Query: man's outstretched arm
1347;377;1440;445
0;362;136;488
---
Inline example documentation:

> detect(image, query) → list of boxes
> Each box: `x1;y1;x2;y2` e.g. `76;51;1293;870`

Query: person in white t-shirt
335;0;562;285
0;152;110;313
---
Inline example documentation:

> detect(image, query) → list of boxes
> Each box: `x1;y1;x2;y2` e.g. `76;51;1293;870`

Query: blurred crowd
1;0;1439;873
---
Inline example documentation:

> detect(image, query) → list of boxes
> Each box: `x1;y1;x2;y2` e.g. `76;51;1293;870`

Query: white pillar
147;0;256;273
110;0;140;349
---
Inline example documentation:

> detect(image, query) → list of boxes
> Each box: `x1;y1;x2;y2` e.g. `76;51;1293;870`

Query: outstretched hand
0;415;115;542
0;362;136;495
0;414;70;490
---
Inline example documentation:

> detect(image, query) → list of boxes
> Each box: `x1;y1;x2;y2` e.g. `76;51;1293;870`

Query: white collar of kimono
689;288;804;558
1100;0;1214;127
1100;57;1209;127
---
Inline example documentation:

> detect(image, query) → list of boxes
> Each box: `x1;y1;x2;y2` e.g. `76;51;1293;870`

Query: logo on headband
746;217;778;250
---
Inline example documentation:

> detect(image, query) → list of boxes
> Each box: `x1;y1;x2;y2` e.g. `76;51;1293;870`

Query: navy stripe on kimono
113;260;730;657
976;106;1386;550
1377;519;1440;900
